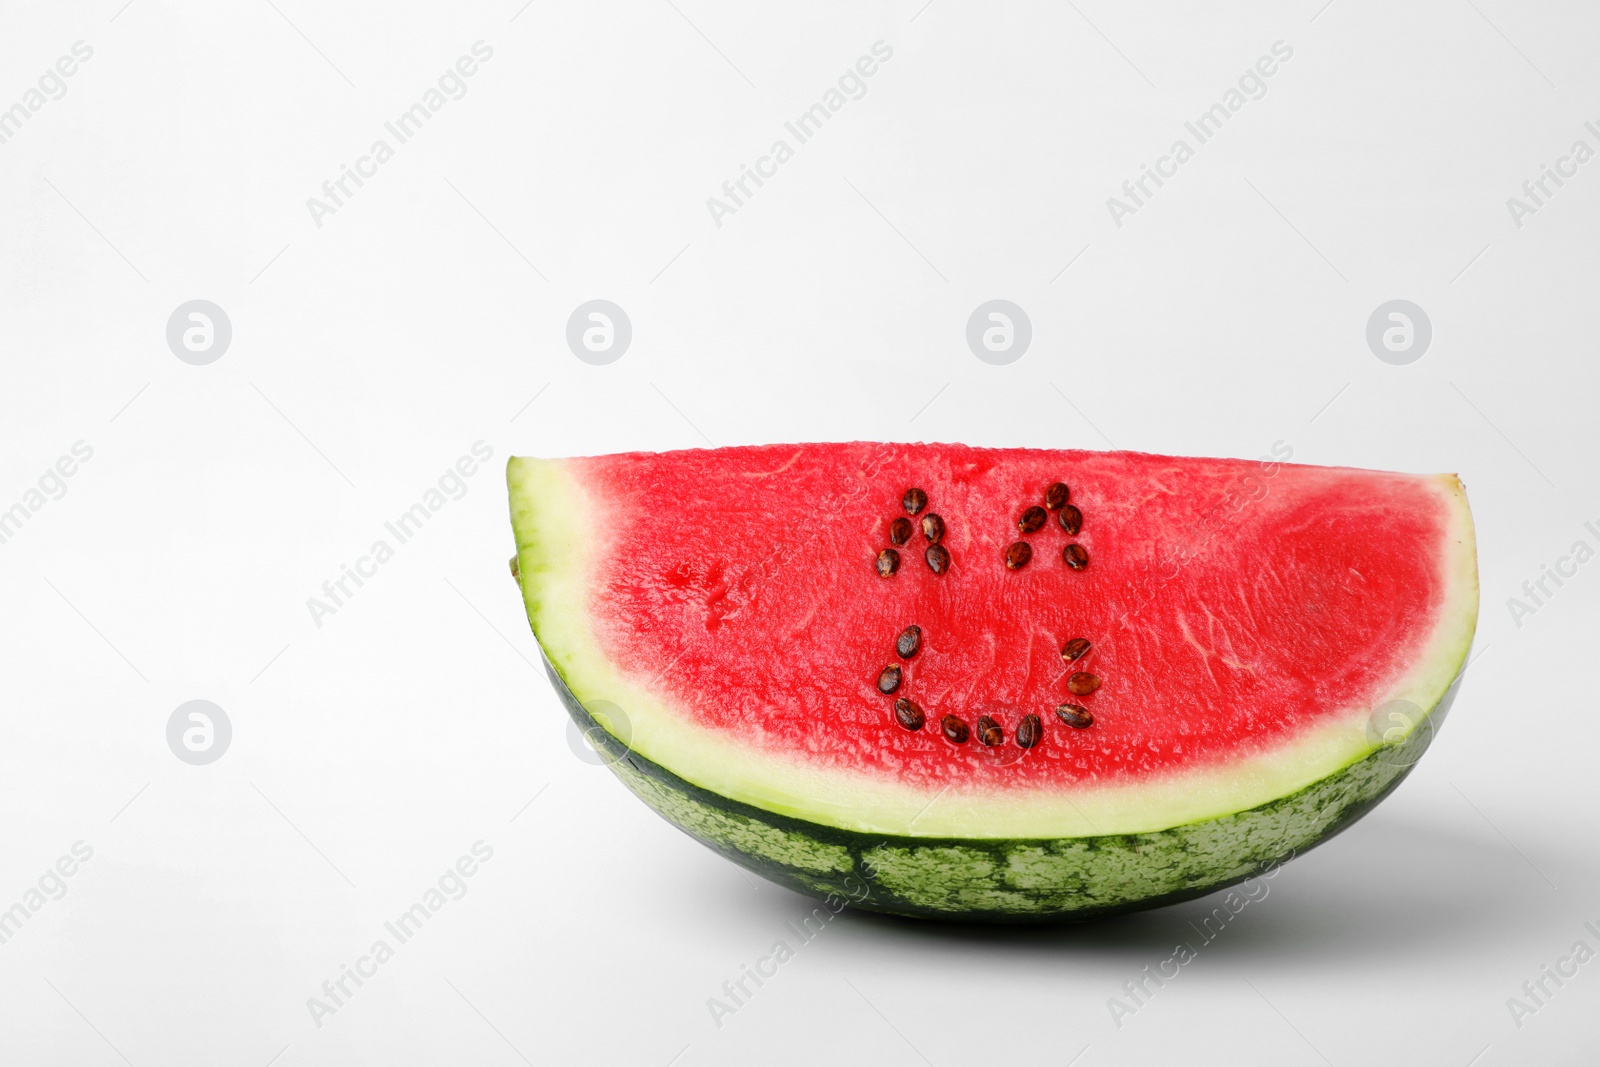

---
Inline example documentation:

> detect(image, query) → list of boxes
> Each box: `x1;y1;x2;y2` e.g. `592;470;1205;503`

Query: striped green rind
549;655;1460;923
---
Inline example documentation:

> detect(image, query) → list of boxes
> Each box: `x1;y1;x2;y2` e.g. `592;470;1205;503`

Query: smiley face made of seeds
869;480;1101;759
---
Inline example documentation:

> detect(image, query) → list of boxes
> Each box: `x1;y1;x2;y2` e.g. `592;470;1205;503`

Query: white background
2;0;1597;1063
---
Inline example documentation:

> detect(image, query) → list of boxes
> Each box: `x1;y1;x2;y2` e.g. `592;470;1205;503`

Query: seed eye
1004;541;1033;570
924;544;950;574
1044;482;1070;511
1058;505;1083;536
894;698;925;731
1063;543;1089;571
902;488;928;515
1055;703;1093;729
1018;506;1047;534
889;517;913;546
920;513;946;544
1061;637;1091;661
977;715;1004;747
1016;714;1042;749
940;714;970;744
877;665;903;694
896;625;922;659
875;549;900;577
1067;671;1101;696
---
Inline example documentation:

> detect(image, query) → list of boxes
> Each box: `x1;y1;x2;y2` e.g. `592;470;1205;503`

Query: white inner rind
509;456;1479;839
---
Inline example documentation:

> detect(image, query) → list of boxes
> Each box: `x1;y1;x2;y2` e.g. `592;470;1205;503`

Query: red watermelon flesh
510;443;1477;843
579;445;1450;775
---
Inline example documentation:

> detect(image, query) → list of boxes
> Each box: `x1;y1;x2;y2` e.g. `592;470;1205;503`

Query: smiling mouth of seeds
871;479;1103;754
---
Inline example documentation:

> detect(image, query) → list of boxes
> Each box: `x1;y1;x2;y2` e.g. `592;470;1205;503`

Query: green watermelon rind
547;651;1461;922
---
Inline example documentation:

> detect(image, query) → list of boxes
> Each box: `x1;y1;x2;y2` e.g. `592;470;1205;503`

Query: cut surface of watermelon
509;443;1477;920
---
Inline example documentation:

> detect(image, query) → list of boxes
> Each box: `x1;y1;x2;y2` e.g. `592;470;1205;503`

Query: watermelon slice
507;443;1477;922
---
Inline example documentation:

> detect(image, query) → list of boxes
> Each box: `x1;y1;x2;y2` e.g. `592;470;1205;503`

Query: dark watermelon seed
1018;506;1047;534
896;625;922;659
877;665;903;694
889;517;913;546
1016;713;1042;749
977;715;1003;746
1044;482;1069;511
894;697;925;731
903;488;928;515
1063;543;1089;571
1067;671;1101;696
920;513;946;544
875;549;900;577
1055;703;1094;729
1005;541;1033;571
925;544;950;574
1058;505;1083;536
1061;637;1091;661
941;715;970;744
